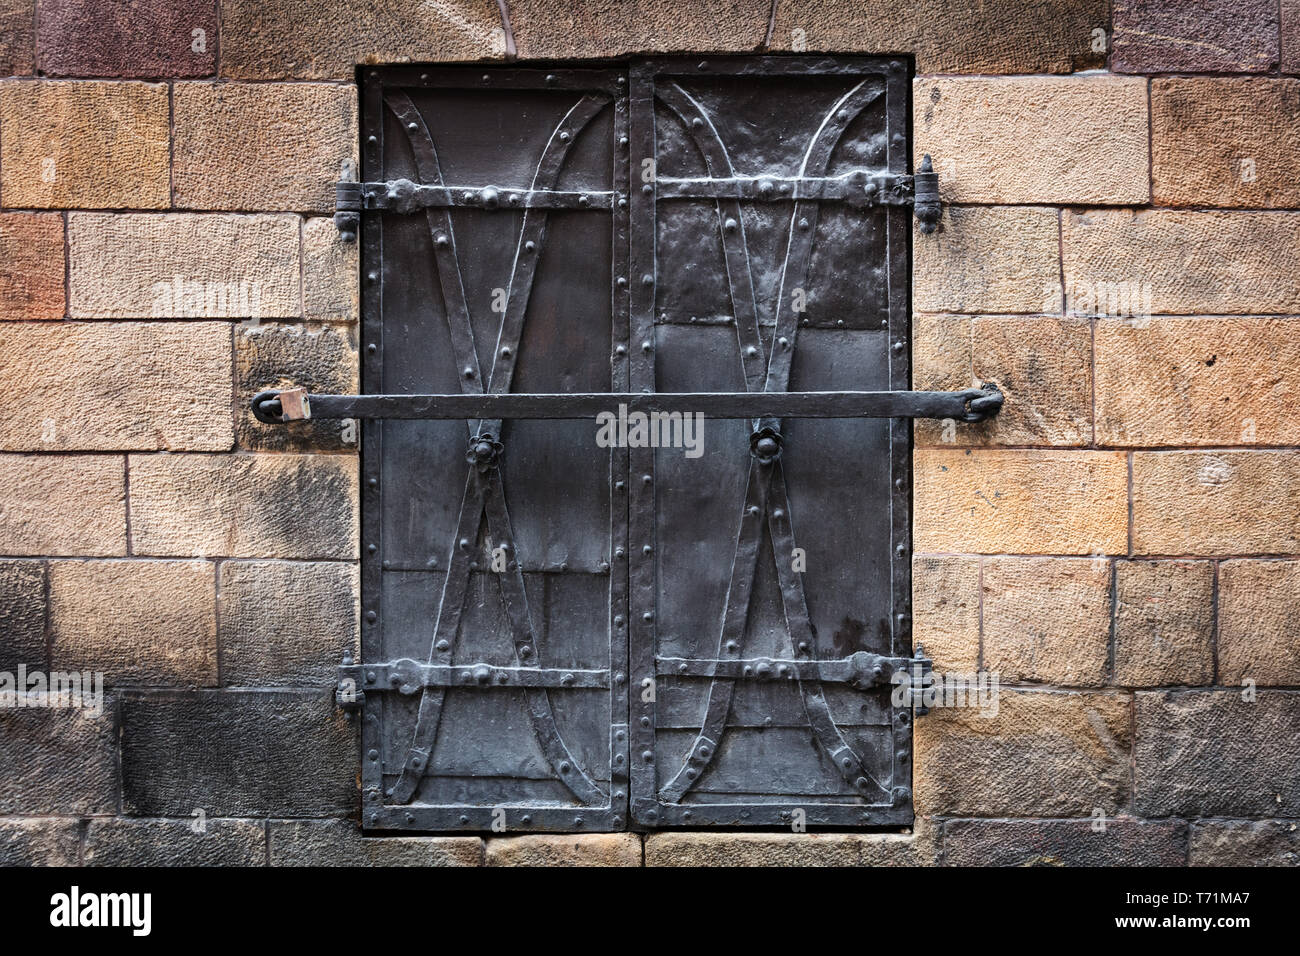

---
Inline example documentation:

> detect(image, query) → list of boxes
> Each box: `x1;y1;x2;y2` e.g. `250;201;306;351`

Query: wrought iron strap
350;177;618;212
654;172;913;205
251;386;1004;423
657;652;910;687
342;659;610;692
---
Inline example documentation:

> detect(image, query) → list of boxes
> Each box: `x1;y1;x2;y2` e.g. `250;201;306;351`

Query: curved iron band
767;462;888;800
655;83;766;395
387;93;612;806
656;80;888;804
482;93;611;441
762;78;884;418
385;91;483;435
658;458;773;803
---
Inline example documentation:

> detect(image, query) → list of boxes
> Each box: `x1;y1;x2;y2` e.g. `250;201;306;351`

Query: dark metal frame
255;57;1003;833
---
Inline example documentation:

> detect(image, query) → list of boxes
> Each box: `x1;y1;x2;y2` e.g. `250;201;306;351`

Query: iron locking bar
251;385;1004;424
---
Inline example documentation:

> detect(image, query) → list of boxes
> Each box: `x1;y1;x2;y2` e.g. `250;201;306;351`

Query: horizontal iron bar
341;660;610;691
658;652;915;687
349;178;616;212
655;172;913;205
253;387;1002;423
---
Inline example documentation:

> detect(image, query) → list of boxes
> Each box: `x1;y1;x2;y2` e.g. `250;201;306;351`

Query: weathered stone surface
1219;560;1300;686
1113;0;1278;73
1190;820;1300;866
969;315;1092;446
513;0;768;58
0;0;35;75
1132;451;1300;555
236;323;358;452
0;560;45;672
69;213;300;319
912;555;979;673
1286;0;1300;72
269;820;482;866
121;690;355;816
644;829;935;866
982;558;1111;686
914;449;1128;555
1114;561;1214;687
38;0;217;77
1153;79;1300;209
1063;210;1300;316
0;322;233;452
1135;691;1300;816
771;0;1107;74
219;561;357;686
915;690;1131;816
0;80;168;208
944;818;1188;867
304;216;358;322
128;453;357;559
0;696;118;814
914;206;1059;315
0;819;80;866
85;819;265;866
174;83;357;212
1097;317;1300;447
0;213;64;320
49;560;217;686
913;312;972;448
221;0;504;79
915;76;1147;204
485;834;642;867
0;455;125;556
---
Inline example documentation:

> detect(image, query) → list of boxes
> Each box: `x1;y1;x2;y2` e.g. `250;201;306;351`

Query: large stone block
218;561;357;687
944;818;1188;866
0;213;65;320
85;819;266;866
38;0;217;77
912;555;979;673
0;819;81;866
174;83;357;213
915;689;1131;816
220;0;505;79
915;76;1147;204
512;0;768;58
1135;690;1300;816
1113;560;1215;687
269;820;482;866
1190;821;1300;866
0;80;169;209
1096;317;1300;447
1113;0;1278;73
49;560;217;686
644;829;934;866
1063;210;1300;316
485;834;642;867
236;323;358;452
1152;78;1300;209
0;0;34;74
0;322;234;452
69;213;300;319
1218;560;1300;686
915;206;1060;315
981;558;1111;686
303;216;358;322
0;696;118;814
1132;451;1300;555
0;455;125;556
914;449;1128;555
128;453;357;559
770;0;1107;74
0;560;46;672
1287;0;1300;72
121;690;355;816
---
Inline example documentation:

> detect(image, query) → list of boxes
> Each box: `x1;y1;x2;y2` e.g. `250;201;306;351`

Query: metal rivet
367;134;377;145
366;611;377;623
619;135;629;148
367;271;378;283
407;121;417;131
615;344;627;356
367;343;376;354
436;640;449;652
746;346;758;357
641;274;654;286
892;341;904;352
368;477;377;487
642;183;653;194
546;74;556;85
643;544;652;555
640;716;651;728
520;645;532;658
773;508;785;519
616;276;627;287
615;480;625;490
778;336;789;347
368;543;377;554
692;117;703;128
724;218;737;232
501;346;511;357
559;131;570;142
798;218;810;230
368;749;378;761
482;74;491;83
464;367;475;378
525;240;536;252
614;615;625;626
643;611;653;622
642;751;654;763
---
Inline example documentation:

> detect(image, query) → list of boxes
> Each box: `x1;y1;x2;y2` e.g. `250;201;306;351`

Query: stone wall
1;0;1298;866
